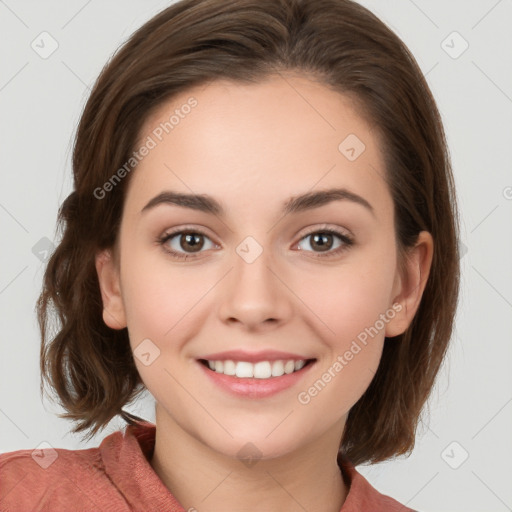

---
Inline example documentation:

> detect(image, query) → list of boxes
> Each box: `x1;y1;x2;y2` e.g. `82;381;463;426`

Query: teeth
235;361;253;378
223;360;236;376
205;359;309;379
253;361;272;379
284;360;295;374
271;360;284;377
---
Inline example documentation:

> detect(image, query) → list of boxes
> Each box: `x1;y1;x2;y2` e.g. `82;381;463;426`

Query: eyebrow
140;187;375;218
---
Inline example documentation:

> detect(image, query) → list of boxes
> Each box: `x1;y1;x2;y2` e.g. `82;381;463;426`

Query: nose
217;244;293;331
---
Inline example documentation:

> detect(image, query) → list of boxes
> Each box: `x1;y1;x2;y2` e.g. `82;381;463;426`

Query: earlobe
385;231;434;338
95;248;127;330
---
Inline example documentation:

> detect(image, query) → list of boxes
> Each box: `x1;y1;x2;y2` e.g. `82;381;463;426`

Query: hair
37;0;460;466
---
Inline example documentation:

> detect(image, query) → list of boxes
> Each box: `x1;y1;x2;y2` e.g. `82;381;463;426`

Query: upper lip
199;349;315;363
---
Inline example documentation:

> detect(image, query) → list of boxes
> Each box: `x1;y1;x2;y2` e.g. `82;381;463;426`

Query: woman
0;0;459;510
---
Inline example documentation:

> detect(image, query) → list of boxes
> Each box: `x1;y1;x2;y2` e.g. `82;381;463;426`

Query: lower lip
197;360;316;399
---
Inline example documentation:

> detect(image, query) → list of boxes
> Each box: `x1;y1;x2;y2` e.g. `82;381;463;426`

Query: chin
199;424;308;463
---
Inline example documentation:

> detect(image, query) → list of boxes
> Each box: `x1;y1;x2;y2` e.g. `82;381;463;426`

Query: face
96;72;432;461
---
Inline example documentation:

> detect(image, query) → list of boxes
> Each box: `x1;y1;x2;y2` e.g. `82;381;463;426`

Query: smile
200;359;315;379
197;357;317;399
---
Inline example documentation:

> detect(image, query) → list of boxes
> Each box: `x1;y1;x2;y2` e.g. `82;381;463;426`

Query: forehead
126;73;392;221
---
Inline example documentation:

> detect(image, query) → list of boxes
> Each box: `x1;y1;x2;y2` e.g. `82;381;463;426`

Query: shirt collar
101;421;412;511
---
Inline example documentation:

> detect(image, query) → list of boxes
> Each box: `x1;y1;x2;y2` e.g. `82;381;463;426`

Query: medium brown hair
37;0;460;466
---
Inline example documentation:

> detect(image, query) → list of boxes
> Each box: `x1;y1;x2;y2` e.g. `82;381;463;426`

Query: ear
385;231;434;338
95;248;127;330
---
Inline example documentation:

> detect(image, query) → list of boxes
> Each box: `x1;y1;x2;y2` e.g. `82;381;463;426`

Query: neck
150;407;348;512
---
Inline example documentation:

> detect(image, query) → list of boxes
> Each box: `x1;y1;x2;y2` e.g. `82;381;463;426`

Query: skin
96;72;433;512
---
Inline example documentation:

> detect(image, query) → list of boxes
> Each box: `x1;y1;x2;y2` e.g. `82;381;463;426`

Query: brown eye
297;229;354;258
308;232;335;252
178;233;205;253
159;229;217;260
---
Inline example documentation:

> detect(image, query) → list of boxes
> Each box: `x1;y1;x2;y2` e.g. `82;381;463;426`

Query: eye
157;225;354;261
158;228;217;260
296;227;354;258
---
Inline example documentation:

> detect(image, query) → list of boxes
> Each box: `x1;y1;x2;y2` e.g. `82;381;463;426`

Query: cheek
120;247;180;343
294;261;394;415
296;340;384;421
291;247;396;411
120;244;219;355
298;254;397;345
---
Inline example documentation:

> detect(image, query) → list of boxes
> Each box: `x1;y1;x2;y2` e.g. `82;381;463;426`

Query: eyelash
157;225;354;261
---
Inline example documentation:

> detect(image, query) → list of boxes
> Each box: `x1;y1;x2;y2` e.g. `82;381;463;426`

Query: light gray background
1;1;511;511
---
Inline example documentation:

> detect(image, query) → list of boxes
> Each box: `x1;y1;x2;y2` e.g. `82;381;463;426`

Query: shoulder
339;456;419;512
0;442;127;511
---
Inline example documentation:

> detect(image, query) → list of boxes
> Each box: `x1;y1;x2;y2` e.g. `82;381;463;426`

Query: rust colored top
0;421;416;511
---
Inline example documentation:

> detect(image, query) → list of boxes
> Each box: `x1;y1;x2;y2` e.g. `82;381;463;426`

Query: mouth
197;358;317;379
